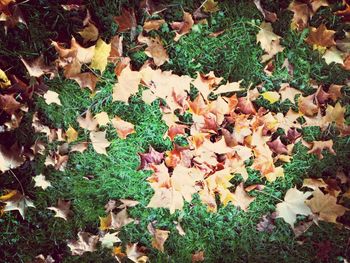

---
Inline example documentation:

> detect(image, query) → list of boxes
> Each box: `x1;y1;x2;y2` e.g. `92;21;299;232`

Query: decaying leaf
47;199;72;220
171;11;194;41
111;116;135;139
67;231;99;256
0;190;35;219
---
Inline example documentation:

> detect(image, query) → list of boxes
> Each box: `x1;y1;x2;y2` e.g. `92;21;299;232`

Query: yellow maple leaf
91;39;111;73
66;125;78;143
261;91;280;104
0;68;10;89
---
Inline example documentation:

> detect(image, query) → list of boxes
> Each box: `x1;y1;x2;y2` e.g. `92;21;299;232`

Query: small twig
9;169;25;195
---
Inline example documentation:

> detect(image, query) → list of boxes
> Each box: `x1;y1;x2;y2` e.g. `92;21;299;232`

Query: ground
0;0;350;262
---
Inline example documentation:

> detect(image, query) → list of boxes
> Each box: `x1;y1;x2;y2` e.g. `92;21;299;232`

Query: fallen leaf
0;94;21;115
231;183;255;211
111;116;135;139
143;19;165;32
307;140;335;159
138;34;169;66
276;187;312;227
33;174;51;190
0;68;11;88
171;11;194;41
306;188;347;223
112;66;141;103
66;125;78;143
261;91;280;103
150;228;170;252
94;111;110;126
21;55;56;78
47;199;72;220
203;0;219;13
306;24;336;50
91;38;111;73
114;7;137;33
1;190;35;219
90;131;111;155
43;90;61;106
192;251;205;262
100;232;121;248
126;243;148;263
67;231;99;256
77;110;98;131
256;22;284;62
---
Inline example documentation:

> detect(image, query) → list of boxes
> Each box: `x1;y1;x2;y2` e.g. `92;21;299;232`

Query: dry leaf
111;116;135;139
33;174;51;190
1;190;35;219
171;12;194;41
43;90;61;106
276;188;312;227
143;19;165;32
306;24;336;50
90;131;111;155
77;110;98;131
91;38;111;73
47;199;72;220
67;231;99;256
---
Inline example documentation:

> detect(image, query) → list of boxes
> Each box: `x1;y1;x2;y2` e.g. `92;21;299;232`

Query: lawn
0;0;350;262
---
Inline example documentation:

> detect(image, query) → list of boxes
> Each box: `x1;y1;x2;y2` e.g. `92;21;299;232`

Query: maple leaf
126;243;148;263
1;190;35;219
21;55;56;78
77;110;98;131
91;39;111;73
90;131;111;155
279;83;302;103
111;208;134;229
70;72;98;92
71;142;89;153
306;24;336;50
0;93;21;115
78;11;99;43
66;125;78;143
47;199;72;220
267;137;288;154
33;254;55;263
67;231;99;256
307;139;335;159
109;35;123;63
322;47;344;65
212;80;243;95
33;174;51;190
138;146;164;170
114;7;137;34
231;183;255;211
276;188;312;227
253;0;277;23
0;144;25;172
323;102;345;128
100;232;121;248
256;22;284;62
138;34;169;66
94;111;110;126
111;116;135;139
43;90;61;106
203;0;219;13
298;94;319;116
148;224;170;252
143;19;165;32
170;11;194;41
306;188;347;223
112;66;141;103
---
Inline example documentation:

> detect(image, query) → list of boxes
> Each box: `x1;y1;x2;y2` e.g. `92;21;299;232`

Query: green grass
1;0;350;262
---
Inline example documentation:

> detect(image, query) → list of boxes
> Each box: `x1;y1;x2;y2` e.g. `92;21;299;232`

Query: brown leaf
47;199;72;220
307;139;335;159
143;19;165;32
21;55;56;78
138;34;169;66
0;93;21;114
298;94;319;116
111;116;135;139
306;24;336;50
150;227;170;252
109;35;123;63
77;110;98;131
231;183;255;211
267;137;288;154
70;72;98;92
192;251;205;262
171;11;194;42
111;208;134;229
114;7;137;34
306;188;347;223
67;231;99;256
